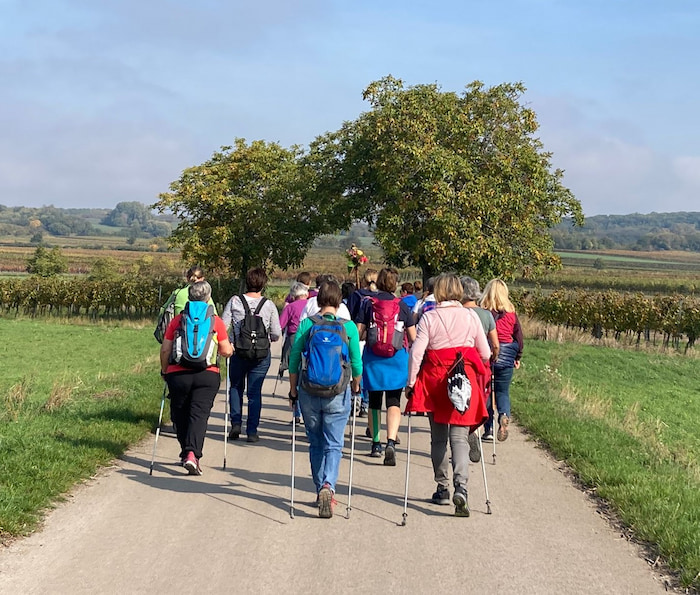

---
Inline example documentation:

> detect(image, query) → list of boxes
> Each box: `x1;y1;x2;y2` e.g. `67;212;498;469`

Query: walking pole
149;383;168;476
491;381;497;465
272;372;280;398
223;357;230;470
290;394;297;519
346;391;359;519
476;425;492;514
400;412;412;526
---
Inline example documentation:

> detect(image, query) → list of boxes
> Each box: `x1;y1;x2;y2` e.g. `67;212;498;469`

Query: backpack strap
253;297;267;315
238;294;252;315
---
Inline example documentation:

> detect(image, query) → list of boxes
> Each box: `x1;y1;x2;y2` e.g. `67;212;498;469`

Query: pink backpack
366;297;406;357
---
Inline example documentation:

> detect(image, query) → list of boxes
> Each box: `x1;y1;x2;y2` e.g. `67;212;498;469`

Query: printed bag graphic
446;351;472;414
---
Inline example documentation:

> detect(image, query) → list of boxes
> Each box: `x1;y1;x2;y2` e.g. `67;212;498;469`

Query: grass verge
0;318;165;539
514;340;700;590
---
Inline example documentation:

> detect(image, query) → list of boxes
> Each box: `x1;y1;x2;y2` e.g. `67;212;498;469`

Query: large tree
155;139;350;284
328;76;583;281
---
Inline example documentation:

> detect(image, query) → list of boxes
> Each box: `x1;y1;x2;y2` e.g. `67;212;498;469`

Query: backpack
300;315;352;397
366;297;405;357
171;301;217;370
446;351;472;414
235;296;270;360
154;287;185;344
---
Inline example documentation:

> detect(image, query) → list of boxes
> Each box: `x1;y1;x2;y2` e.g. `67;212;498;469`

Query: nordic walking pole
272;373;280;398
346;391;359;519
290;394;297;519
477;425;492;514
223;357;229;470
400;412;412;526
149;383;168;476
491;381;497;465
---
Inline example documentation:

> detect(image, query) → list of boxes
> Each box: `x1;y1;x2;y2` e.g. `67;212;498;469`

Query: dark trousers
166;370;220;459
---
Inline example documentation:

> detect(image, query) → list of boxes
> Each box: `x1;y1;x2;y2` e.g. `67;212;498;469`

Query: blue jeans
228;352;271;436
298;385;351;494
485;365;514;434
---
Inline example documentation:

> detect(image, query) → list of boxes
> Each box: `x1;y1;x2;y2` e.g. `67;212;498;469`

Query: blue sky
1;0;698;216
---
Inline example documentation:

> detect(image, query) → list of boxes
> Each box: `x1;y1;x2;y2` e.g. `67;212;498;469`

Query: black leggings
166;370;220;459
368;388;402;410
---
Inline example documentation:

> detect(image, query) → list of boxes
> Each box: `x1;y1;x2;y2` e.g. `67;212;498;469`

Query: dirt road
0;344;668;594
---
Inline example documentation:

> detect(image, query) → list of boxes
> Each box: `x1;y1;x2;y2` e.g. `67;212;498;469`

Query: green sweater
288;314;363;377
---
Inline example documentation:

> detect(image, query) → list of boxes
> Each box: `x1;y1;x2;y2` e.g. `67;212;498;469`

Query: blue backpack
172;301;217;370
300;315;351;397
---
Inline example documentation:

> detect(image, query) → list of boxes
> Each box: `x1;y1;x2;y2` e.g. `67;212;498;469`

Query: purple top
279;298;308;335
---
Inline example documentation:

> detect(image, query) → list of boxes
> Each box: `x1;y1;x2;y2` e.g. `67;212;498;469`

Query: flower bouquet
345;244;368;272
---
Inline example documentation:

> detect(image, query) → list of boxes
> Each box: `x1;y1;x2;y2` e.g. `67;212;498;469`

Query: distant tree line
551;212;700;252
0;202;174;241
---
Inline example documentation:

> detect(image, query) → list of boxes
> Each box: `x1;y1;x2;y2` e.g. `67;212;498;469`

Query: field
0;318;163;538
514;339;700;589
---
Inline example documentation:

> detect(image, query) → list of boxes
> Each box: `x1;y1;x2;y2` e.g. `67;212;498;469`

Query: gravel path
0;344;668;594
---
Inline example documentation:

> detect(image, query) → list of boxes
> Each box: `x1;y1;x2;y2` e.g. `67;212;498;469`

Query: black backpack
235;296;270;360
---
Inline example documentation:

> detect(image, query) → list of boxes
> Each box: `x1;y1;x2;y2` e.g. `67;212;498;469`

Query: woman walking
288;281;362;518
160;281;233;475
406;273;491;516
279;281;309;423
222;267;281;443
480;279;523;442
356;267;416;465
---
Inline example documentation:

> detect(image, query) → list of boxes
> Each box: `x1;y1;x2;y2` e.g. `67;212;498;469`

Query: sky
1;0;699;216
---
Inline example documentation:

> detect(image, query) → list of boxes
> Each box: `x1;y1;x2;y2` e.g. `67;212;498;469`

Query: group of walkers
157;265;523;519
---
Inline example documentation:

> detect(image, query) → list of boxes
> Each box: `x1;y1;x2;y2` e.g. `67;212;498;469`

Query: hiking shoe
453;486;470;517
468;431;481;463
318;484;335;518
481;432;494;442
431;485;450;505
383;443;396;466
183;452;202;476
228;423;241;441
370;442;383;458
497;415;510;442
246;433;260;443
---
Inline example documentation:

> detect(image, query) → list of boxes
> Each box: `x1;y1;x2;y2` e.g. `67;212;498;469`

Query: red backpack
366;297;406;357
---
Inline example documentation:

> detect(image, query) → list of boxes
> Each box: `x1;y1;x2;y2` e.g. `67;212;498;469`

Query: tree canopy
154;139;352;283
327;76;583;281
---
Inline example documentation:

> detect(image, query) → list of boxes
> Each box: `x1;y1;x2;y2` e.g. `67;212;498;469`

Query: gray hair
289;281;309;300
189;280;212;302
460;276;481;302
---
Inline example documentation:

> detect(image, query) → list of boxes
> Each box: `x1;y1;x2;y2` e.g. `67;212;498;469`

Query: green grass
0;318;164;538
514;341;700;589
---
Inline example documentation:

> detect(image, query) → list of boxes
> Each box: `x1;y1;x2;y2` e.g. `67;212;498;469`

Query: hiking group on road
156;265;523;520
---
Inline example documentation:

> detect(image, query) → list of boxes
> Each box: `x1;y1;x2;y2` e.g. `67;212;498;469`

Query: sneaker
228;423;241;441
394;435;401;446
481;432;494;442
383;443;396;466
318;483;335;518
453;486;470;517
365;427;373;439
431;485;450;505
246;433;260;443
497;415;510;442
468;431;481;463
183;452;202;476
370;441;383;458
358;404;368;418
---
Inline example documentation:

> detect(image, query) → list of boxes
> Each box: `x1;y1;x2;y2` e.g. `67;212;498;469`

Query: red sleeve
214;316;228;341
164;314;182;341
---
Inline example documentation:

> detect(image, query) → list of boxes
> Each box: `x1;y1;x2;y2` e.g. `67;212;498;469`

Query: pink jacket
408;301;491;386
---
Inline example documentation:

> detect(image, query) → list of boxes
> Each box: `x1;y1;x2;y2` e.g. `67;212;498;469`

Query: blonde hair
362;269;378;292
433;273;464;303
480;279;515;313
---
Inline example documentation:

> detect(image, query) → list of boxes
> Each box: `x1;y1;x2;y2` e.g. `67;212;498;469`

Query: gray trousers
429;414;469;491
